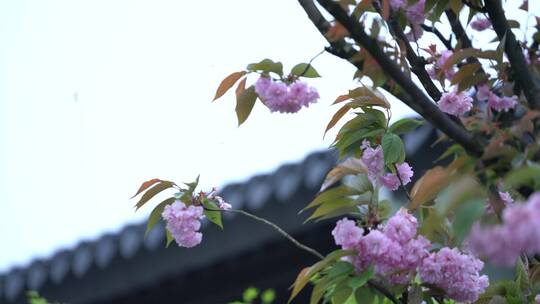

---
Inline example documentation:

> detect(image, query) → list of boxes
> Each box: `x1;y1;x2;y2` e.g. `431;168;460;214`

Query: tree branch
311;0;483;156
445;10;473;49
462;0;487;13
485;0;540;110
297;0;409;106
421;24;453;50
373;1;442;102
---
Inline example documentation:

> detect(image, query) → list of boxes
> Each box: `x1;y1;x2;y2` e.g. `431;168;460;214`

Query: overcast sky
0;0;536;272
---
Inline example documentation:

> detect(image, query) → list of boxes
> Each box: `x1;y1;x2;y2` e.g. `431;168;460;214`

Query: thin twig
368;280;403;304
204;207;324;260
445;9;487;77
393;163;412;202
299;48;326;77
372;1;442;102
421;24;453;50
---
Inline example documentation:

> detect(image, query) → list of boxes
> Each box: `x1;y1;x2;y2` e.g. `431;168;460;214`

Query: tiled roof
0;150;338;303
0;122;442;304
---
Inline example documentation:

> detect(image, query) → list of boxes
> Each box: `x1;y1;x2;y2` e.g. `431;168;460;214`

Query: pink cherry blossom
437;90;473;116
389;0;406;11
379;173;400;190
383;208;417;244
379;162;414;191
405;0;426;24
361;143;384;182
487;93;518;112
419;247;488;302
469;192;540;265
471;18;491;31
332;218;364;250
162;200;204;248
476;83;490;101
254;77;318;113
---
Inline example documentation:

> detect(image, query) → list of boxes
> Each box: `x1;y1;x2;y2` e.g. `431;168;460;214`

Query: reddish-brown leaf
131;178;161;198
320;157;367;192
135;181;175;210
333;94;351;105
213;71;247;101
235;77;247;98
408;167;449;211
324;104;353;137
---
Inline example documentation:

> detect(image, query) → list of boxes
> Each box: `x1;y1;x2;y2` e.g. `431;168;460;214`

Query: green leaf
202;199;223;229
135;181;175;210
363;107;388;126
303;185;356;210
247;59;283;76
348;266;374;290
343;173;373;194
306;197;360;222
236;86;257;126
381;133;405;165
388;118;424;135
288;250;354;303
243;287;259;302
504;166;540;190
166;229;174;247
332;280;353;304
515;258;531;290
452;198;484;243
354;287;375;303
180;175;200;204
291;63;321;78
429;0;450;22
145;197;175;237
328;261;354;279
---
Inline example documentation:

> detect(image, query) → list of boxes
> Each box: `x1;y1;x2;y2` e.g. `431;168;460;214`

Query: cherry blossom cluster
162;200;205;248
437;90;473;116
419;247;489;302
332;209;488;301
476;83;519;112
333;209;430;284
469;192;540;266
254;77;319;113
162;188;231;248
361;140;413;190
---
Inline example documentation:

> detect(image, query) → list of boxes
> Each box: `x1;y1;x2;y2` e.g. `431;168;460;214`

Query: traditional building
0;123;442;304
